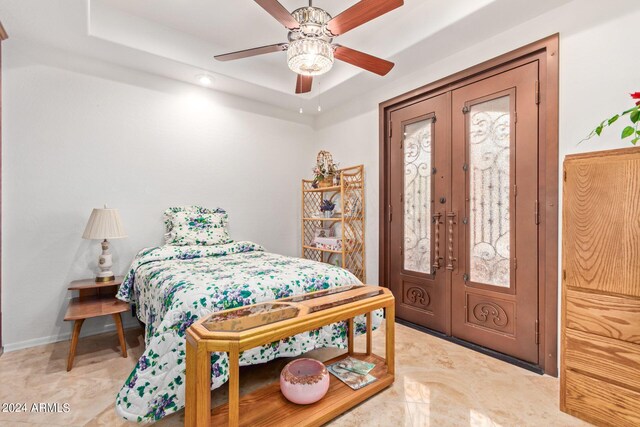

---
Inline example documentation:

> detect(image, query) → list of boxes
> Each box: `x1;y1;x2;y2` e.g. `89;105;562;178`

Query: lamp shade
82;208;127;240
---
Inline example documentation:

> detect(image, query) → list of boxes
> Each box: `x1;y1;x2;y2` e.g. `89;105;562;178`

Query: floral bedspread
115;242;379;423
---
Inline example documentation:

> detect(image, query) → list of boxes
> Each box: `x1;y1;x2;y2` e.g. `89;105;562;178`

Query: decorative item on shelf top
280;358;330;405
320;199;336;218
82;205;127;282
314;150;338;188
583;91;640;145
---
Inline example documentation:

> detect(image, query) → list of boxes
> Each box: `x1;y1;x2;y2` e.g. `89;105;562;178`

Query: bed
114;241;380;423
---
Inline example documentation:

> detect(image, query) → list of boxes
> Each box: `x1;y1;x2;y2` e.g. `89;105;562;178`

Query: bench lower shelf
211;353;393;427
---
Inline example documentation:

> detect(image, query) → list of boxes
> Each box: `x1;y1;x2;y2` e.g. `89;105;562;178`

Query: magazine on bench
327;357;378;390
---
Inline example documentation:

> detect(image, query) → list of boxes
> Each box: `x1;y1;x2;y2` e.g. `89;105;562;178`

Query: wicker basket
318;175;334;188
316;151;337;188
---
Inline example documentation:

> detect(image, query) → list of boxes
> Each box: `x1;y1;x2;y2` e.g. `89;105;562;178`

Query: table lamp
82;206;127;282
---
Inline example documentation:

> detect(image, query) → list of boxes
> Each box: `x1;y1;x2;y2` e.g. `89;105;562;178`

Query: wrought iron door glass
468;96;511;287
403;118;433;274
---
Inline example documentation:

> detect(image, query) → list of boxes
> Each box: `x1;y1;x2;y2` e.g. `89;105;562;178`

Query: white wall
315;0;640;285
3;0;639;354
2;43;314;351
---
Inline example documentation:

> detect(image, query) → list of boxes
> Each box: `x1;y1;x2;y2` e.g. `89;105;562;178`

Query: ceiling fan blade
214;43;288;61
296;75;313;94
254;0;300;30
334;45;394;76
326;0;403;36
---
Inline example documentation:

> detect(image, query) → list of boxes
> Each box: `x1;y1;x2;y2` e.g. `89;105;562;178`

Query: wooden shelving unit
302;165;365;282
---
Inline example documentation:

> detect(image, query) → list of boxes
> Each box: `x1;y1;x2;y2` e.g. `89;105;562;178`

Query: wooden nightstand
64;276;129;371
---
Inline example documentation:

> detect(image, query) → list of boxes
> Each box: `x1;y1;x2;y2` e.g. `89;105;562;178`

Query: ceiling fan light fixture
287;38;334;76
291;7;331;38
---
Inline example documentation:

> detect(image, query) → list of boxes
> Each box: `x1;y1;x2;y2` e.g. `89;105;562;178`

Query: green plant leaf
621;126;635;139
595;125;603;136
631;137;639;145
608;114;620;125
630;110;640;124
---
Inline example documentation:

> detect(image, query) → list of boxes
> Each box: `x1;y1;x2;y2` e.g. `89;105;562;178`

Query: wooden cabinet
561;147;640;427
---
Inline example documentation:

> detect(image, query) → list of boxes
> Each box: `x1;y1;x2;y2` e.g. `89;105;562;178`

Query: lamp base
94;239;115;283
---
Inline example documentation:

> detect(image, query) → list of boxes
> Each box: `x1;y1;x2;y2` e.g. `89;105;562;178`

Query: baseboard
2;318;140;353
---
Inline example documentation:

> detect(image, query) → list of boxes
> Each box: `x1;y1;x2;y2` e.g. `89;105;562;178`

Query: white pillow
165;211;232;246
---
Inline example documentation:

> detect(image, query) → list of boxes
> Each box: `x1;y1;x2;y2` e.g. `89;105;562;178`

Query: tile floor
0;323;590;426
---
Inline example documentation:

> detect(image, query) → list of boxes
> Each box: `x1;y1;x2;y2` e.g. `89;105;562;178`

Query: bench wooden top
188;285;393;352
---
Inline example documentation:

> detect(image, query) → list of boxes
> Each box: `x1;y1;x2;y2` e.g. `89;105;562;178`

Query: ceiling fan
214;0;404;94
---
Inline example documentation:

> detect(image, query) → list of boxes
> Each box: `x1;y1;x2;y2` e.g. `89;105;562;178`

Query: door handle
432;212;444;271
446;212;457;271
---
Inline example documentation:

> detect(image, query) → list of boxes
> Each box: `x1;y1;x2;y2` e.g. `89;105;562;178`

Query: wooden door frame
378;34;559;376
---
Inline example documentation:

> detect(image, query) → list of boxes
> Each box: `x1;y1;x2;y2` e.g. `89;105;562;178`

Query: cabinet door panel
563;154;640;298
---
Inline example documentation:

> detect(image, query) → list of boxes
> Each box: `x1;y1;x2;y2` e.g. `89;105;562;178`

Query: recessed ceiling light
196;74;214;87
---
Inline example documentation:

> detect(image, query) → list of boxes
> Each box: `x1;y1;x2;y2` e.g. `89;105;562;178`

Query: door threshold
395;318;543;375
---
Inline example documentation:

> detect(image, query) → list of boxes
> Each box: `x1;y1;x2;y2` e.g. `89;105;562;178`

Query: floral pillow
163;206;231;246
163;206;227;233
165;211;232;246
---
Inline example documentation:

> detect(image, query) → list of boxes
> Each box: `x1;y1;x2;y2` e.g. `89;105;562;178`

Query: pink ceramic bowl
280;358;330;405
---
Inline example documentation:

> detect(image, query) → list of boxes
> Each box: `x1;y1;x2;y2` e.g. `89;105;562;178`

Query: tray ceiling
0;0;572;114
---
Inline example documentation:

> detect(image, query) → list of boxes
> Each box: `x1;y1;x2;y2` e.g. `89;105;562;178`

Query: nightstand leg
67;319;84;371
113;313;127;358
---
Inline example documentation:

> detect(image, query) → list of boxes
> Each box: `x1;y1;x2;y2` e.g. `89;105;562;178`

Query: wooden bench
185;284;395;427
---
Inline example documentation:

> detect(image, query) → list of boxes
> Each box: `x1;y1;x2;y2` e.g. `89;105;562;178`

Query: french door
389;94;451;333
388;61;540;363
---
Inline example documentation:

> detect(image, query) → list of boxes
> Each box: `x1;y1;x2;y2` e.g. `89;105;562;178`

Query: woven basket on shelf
318;175;334;188
316;151;336;188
